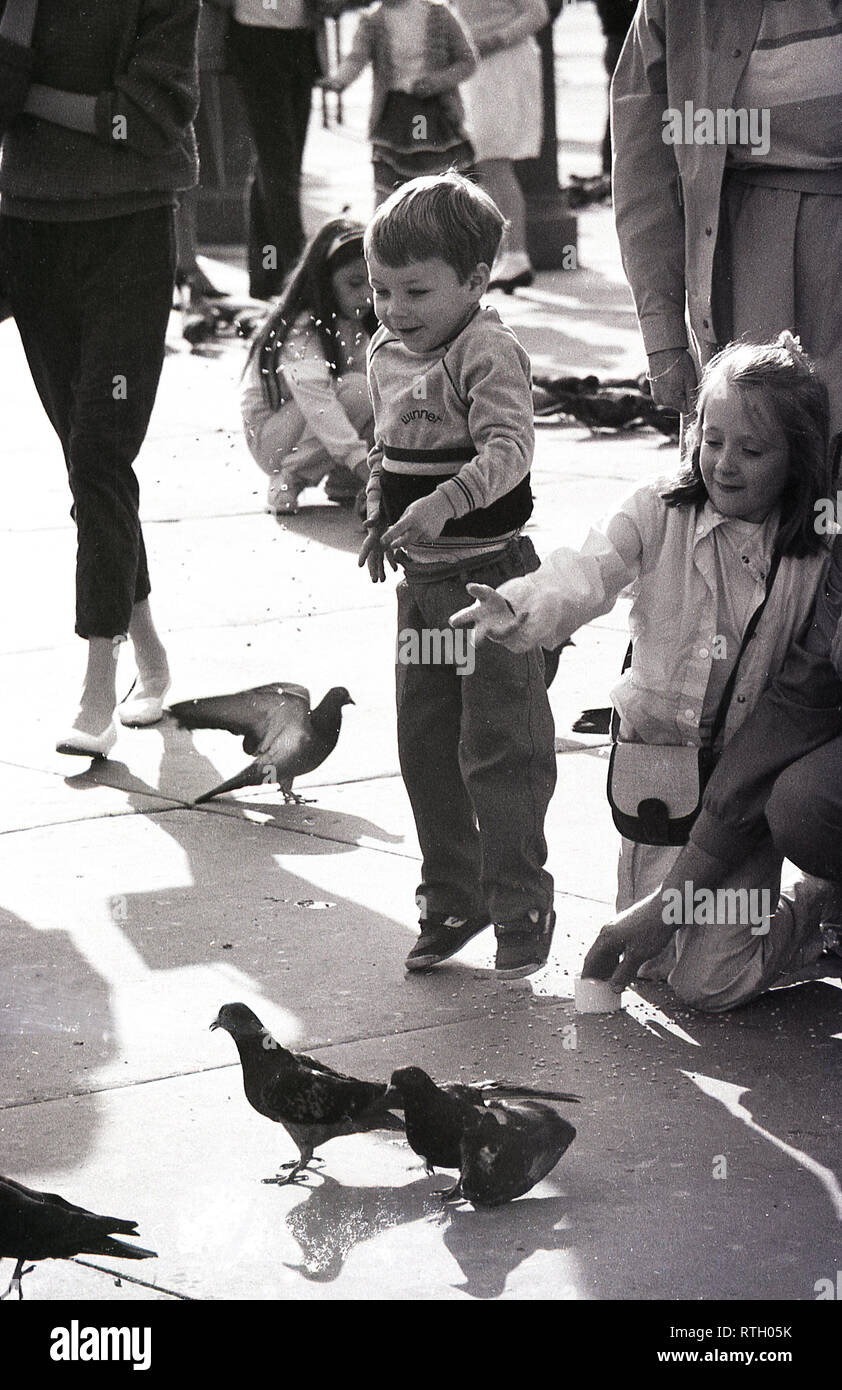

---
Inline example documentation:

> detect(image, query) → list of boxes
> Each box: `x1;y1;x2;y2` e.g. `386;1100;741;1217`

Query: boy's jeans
396;536;556;926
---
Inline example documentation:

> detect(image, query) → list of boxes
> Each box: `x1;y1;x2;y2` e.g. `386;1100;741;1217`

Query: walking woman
0;0;200;753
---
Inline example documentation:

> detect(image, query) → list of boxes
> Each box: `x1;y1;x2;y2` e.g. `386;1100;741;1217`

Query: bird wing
0;1176;138;1233
486;1101;577;1186
464;1080;581;1105
0;1177;148;1262
292;1052;363;1082
260;1066;391;1128
169;683;311;756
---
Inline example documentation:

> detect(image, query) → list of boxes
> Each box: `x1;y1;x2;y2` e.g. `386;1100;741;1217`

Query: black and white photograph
0;0;840;1346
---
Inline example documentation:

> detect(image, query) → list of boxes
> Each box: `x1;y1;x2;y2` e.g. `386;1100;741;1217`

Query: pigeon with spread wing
0;1176;156;1299
389;1066;579;1180
457;1099;577;1207
168;682;353;804
211;1003;404;1184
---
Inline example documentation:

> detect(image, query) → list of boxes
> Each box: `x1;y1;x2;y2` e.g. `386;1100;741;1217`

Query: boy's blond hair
365;172;507;281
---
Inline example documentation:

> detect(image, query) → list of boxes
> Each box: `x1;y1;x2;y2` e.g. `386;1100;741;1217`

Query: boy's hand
380;492;452;552
316;75;344;93
411;76;437;97
358;524;397;583
450;583;524;645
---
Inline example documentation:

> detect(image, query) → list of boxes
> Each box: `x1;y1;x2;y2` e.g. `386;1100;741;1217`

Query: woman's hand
450;583;523;645
582;889;676;992
646;348;698;415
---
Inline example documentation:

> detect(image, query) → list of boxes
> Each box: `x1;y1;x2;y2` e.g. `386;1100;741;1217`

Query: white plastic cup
574;975;623;1013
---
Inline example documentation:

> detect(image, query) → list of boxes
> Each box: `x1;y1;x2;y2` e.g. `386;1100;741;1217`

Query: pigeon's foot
282;789;315;805
435;1180;464;1203
262;1170;312;1187
0;1260;33;1299
262;1155;322;1185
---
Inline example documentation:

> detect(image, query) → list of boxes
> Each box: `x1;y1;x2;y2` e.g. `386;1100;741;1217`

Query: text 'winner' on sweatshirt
366;304;535;564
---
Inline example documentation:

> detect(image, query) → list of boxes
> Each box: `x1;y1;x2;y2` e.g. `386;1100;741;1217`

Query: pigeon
168;682;353;804
457;1099;577;1207
210;1003;405;1184
388;1066;580;1178
0;1175;156;1299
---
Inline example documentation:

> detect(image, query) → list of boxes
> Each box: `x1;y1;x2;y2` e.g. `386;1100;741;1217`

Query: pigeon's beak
348;697;355;705
209;1019;219;1031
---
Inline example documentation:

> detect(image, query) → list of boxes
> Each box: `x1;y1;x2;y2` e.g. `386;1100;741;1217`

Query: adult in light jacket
611;0;842;443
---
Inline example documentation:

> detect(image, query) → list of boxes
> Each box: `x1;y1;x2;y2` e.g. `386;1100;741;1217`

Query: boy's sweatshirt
366;303;534;563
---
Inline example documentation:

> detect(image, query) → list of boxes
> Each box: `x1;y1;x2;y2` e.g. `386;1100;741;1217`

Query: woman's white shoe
117;676;171;727
56;722;118;758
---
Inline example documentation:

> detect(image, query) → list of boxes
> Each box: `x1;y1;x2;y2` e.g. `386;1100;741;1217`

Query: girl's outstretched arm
451;584;524;645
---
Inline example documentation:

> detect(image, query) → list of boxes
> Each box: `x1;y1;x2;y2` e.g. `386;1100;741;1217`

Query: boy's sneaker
494;908;556;979
405;913;490;971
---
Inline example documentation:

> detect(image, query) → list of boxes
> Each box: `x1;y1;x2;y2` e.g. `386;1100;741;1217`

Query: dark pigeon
457;1099;577;1207
168;682;353;804
389;1066;580;1177
210;1003;404;1184
0;1176;156;1299
572;706;613;735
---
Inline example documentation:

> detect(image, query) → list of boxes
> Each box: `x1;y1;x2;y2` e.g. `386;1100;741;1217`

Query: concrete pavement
0;2;840;1315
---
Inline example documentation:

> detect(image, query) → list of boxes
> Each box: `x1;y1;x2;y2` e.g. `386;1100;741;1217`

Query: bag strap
708;548;781;746
611;548;782;746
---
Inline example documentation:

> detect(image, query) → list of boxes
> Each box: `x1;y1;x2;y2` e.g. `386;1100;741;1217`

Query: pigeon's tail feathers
92;1214;141;1237
92;1235;157;1261
193;761;266;804
473;1082;581;1104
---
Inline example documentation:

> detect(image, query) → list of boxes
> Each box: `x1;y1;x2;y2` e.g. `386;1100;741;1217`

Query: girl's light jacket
241;314;370;474
497;477;831;747
331;0;477;136
611;0;766;360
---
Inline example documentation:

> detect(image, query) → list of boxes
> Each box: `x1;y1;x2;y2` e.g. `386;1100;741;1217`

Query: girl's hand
358;525;397;583
450;583;523;645
646;348;698;415
581;890;675;991
317;75;344;93
411;76;437;97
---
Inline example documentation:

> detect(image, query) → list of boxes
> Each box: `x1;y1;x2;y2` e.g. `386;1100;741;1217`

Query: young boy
359;172;557;979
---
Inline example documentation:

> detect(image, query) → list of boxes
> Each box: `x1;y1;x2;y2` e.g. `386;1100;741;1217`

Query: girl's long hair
246;216;378;408
661;333;833;557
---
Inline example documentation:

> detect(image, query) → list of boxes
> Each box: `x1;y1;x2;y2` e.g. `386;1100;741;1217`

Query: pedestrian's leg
117;599;172;727
476;158;529;264
71;209;174;642
229;26;316;295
